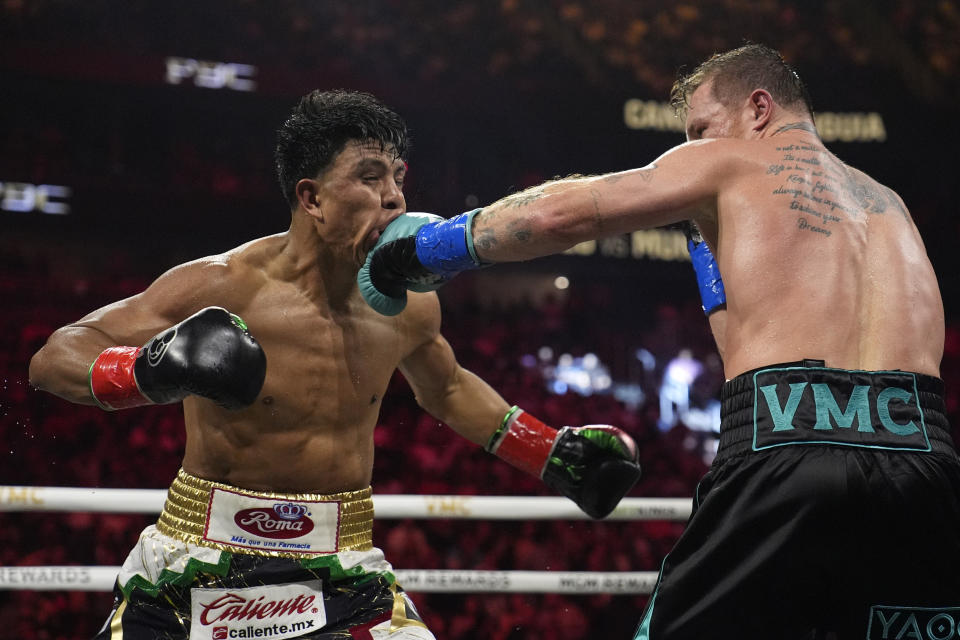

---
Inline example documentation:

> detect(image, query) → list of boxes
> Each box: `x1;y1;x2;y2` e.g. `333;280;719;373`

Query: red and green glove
487;406;641;519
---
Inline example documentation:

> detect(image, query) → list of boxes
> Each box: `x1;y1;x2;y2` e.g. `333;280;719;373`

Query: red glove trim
88;346;151;410
490;409;558;478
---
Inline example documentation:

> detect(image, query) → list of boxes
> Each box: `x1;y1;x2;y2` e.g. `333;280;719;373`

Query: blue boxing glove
358;209;486;316
682;221;726;314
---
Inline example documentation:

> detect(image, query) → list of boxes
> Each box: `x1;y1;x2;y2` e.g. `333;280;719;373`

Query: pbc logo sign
234;503;313;539
0;182;70;215
166;57;257;92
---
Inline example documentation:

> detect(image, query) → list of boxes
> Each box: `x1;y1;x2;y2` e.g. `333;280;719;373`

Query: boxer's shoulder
394;290;442;346
141;242;274;320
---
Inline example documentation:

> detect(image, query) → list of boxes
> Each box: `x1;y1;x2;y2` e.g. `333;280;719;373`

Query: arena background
1;2;958;638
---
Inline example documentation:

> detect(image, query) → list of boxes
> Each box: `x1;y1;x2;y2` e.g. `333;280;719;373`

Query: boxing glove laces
486;407;641;519
88;307;267;410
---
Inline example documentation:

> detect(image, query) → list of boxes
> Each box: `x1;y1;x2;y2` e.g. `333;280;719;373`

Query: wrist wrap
486;406;557;477
88;346;152;410
415;209;484;277
688;239;726;314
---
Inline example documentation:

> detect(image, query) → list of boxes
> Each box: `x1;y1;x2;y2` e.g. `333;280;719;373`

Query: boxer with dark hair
29;89;639;640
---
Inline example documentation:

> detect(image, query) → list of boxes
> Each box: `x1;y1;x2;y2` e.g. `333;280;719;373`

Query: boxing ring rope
0;486;692;520
0;567;660;595
0;486;690;595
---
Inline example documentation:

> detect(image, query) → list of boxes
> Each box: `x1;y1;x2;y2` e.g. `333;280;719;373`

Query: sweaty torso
702;133;944;379
178;236;420;493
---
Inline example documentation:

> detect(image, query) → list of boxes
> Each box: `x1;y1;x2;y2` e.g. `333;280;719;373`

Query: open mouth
364;229;381;254
357;229;381;267
368;229;381;250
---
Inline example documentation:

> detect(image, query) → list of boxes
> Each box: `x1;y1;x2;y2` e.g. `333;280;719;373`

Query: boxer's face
311;140;406;267
684;79;753;142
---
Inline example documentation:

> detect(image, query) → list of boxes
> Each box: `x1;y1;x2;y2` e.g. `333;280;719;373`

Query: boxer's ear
747;89;774;133
297;179;324;223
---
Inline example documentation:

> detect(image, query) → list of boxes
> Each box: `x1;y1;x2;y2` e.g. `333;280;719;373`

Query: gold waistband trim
156;469;374;557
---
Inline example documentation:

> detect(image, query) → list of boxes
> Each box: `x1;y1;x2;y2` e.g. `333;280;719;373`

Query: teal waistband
717;361;952;457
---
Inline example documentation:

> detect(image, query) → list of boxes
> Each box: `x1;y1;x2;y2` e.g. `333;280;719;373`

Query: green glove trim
87;361;110;411
578;428;632;458
546;455;585;483
229;313;248;332
485;405;521;452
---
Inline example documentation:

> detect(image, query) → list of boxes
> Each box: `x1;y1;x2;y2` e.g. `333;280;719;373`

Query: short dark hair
670;44;814;121
274;89;410;208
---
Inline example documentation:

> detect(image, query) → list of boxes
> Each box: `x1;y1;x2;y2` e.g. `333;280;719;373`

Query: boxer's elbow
411;370;474;432
413;383;457;425
28;345;55;392
27;330;94;404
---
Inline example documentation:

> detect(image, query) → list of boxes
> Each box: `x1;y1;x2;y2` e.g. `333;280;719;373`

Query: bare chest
236;291;406;429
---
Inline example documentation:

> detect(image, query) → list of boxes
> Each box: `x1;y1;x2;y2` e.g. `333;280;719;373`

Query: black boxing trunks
93;470;434;640
635;361;960;640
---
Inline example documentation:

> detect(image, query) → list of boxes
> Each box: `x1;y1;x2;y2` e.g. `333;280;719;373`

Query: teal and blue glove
358;209;486;315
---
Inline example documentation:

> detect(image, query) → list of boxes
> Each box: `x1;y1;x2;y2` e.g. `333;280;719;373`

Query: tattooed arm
360;140;734;315
471;140;730;263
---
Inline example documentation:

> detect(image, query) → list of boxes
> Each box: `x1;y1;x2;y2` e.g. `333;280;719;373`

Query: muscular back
466;125;944;380
708;135;944;378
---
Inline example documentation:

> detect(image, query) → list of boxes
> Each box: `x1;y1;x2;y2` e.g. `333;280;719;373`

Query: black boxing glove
89;307;266;410
486;407;641;519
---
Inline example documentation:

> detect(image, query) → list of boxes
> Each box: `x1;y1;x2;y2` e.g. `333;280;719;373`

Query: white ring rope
0;486;692;521
2;487;688;595
0;567;660;594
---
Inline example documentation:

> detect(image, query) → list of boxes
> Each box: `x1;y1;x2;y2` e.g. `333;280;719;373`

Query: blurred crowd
2;242;959;639
1;2;959;637
2;0;958;102
3;0;958;251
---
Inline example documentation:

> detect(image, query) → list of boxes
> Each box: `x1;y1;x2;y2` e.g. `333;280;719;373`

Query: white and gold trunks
116;469;391;598
100;470;434;639
158;468;375;556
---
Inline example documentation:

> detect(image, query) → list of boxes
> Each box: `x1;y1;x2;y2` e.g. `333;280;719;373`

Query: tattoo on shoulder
881;185;911;221
768;150;847;239
840;169;887;215
768;146;915;240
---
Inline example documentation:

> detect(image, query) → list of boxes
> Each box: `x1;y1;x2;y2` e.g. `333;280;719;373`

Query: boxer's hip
715;359;954;459
116;469;386;600
157;468;375;556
